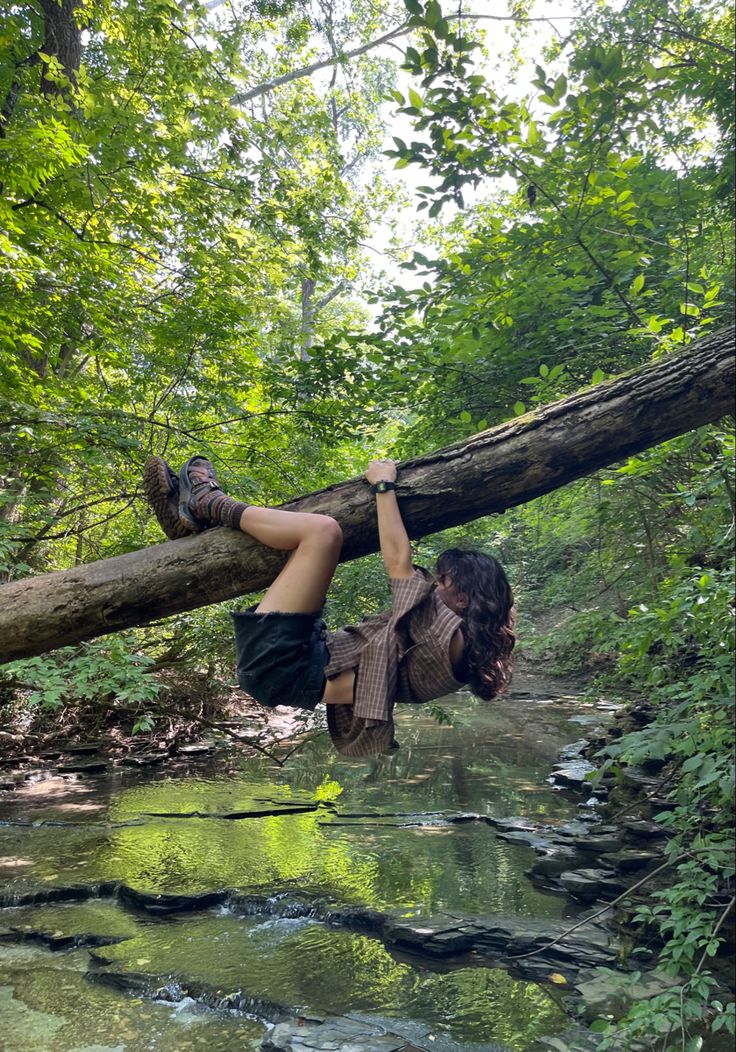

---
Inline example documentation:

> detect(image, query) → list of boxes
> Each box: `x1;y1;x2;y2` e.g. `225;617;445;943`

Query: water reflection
0;689;593;1050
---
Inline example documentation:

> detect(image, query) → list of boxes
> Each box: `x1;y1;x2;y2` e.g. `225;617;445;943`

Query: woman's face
436;571;467;615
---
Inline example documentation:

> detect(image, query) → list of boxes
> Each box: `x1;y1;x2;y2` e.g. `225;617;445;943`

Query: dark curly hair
435;548;515;700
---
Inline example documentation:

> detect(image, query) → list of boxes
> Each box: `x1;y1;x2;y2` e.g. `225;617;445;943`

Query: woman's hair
436;548;515;700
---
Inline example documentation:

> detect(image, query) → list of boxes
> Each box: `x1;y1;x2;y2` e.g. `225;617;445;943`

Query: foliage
0;1;733;1044
2;634;161;732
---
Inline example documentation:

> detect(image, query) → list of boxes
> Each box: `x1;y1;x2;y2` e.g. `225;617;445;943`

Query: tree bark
39;0;82;98
0;327;733;665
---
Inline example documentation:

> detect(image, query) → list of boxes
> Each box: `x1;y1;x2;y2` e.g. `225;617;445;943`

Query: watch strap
371;480;397;494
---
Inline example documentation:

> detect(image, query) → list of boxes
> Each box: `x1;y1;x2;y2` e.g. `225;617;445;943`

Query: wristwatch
372;480;397;494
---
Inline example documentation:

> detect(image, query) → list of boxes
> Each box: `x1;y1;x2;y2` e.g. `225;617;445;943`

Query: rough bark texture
0;327;733;664
39;0;82;97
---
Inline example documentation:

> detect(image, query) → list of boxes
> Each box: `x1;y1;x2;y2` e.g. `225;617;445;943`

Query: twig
105;699;288;765
603;764;682;823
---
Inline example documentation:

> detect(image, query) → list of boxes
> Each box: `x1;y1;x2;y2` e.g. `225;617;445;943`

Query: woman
143;454;515;756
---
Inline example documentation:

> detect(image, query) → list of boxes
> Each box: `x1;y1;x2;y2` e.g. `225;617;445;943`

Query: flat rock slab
559;869;628;903
119;753;166;766
0;924;128;951
527;848;589;879
622;820;668;839
262;1018;409;1052
605;849;663;873
575;968;683;1022
570;835;623;854
261;1016;513;1052
548;761;597;788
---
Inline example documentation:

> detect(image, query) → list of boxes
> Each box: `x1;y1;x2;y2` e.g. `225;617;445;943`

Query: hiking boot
179;455;249;530
142;456;197;539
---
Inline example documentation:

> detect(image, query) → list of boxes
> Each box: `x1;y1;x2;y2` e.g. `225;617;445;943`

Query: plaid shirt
325;567;465;757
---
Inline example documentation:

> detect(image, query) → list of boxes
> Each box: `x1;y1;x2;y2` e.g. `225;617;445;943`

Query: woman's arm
365;459;414;580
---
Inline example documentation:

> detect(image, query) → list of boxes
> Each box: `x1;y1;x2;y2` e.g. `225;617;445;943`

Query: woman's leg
237;506;343;614
180;455;343;614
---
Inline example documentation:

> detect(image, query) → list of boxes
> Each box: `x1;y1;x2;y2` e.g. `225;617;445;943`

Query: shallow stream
0;679;603;1051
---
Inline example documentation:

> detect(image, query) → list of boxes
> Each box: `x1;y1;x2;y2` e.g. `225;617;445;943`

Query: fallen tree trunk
1;327;733;664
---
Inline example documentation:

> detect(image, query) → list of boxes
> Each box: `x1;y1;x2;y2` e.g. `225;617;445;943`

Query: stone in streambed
570;834;623;854
383;917;475;956
0;924;128;951
527;847;589;880
606;849;663;873
116;884;227;914
622;819;668;839
486;815;540;832
56;760;107;774
575;967;682;1022
261;1015;514;1052
559;869;628;903
495;829;553;849
119;753;165;767
549;760;596;788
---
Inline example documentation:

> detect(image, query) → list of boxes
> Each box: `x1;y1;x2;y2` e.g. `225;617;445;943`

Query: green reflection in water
1;696;585;916
0;947;262;1052
61;695;581;916
68;807;565;917
0;692;591;1050
88;906;566;1049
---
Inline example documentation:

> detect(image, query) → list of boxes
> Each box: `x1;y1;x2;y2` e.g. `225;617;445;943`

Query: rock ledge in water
261;1017;409;1052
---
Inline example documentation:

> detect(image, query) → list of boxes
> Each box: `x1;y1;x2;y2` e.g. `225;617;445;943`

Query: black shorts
231;607;328;711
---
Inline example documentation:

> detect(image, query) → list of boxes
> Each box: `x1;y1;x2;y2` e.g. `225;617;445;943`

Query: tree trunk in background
39;0;82;97
300;277;316;362
0;327;733;664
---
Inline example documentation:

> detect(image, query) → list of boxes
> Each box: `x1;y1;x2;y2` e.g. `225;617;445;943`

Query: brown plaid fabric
325;567;465;757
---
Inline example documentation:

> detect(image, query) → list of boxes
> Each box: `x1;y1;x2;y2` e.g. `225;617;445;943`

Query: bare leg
237;506;343;615
322;668;356;705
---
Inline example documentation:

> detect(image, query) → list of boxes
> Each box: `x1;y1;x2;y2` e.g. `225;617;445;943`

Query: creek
0;677;615;1052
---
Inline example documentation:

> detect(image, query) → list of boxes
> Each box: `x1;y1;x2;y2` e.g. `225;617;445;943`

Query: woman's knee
302;514;342;551
316;515;343;549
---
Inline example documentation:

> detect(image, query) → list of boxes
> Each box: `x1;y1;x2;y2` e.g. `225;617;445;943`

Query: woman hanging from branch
143;455;515;756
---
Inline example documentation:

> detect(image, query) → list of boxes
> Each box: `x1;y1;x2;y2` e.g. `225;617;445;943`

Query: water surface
0;684;593;1051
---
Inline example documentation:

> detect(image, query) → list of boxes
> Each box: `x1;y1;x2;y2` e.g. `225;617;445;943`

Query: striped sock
192;486;249;529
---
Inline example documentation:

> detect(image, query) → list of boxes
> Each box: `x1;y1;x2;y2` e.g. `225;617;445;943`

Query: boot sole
143;456;196;539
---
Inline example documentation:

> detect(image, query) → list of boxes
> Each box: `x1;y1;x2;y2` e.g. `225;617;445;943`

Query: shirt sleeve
389;566;436;621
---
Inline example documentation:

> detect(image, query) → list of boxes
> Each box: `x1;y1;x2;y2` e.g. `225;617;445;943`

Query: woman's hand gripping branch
365;459;414;581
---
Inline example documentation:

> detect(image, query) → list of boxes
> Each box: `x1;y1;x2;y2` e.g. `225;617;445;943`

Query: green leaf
590;1020;610;1034
631;274;645;295
408;88;424;109
425;0;442;30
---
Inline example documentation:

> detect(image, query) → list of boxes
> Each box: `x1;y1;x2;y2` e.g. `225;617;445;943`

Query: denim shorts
231;607;328;711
